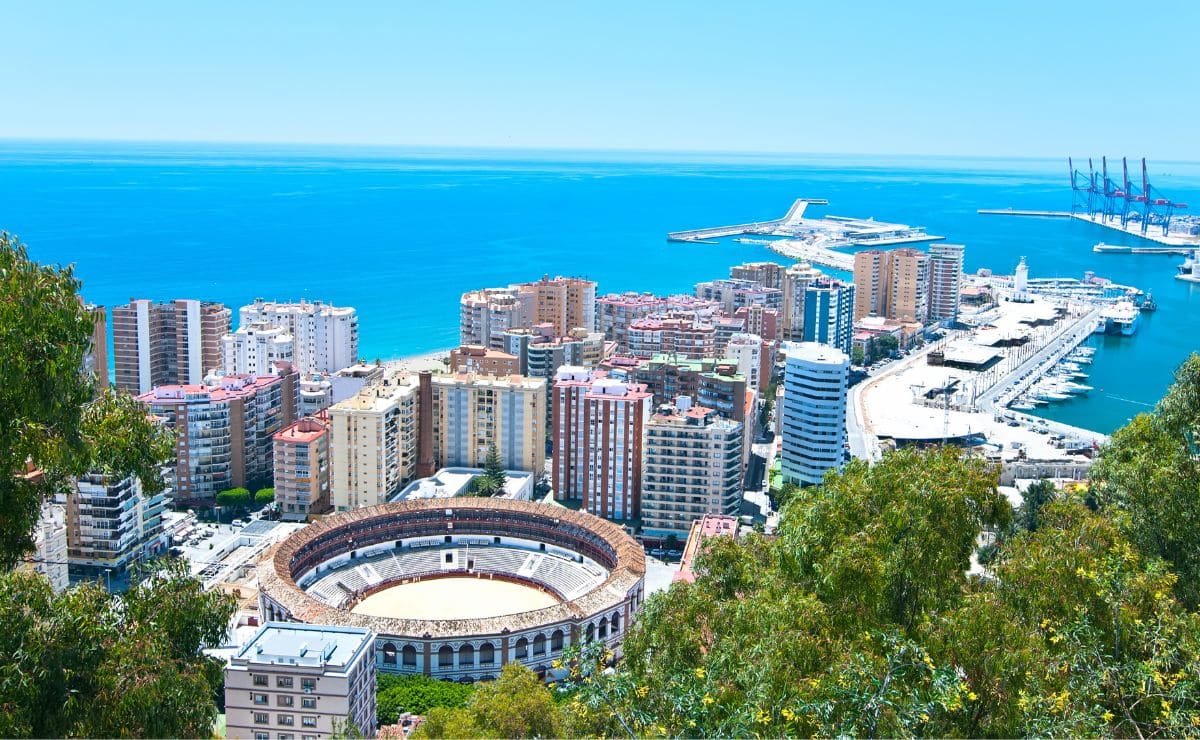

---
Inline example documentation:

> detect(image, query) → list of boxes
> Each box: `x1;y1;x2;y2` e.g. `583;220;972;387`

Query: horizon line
5;135;1192;166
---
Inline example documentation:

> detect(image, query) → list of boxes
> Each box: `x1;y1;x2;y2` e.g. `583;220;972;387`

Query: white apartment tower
66;473;166;579
24;503;69;592
725;333;766;394
225;623;377;740
328;370;421;511
240;299;358;374
781;342;849;487
641;399;744;540
928;243;965;323
222;321;296;375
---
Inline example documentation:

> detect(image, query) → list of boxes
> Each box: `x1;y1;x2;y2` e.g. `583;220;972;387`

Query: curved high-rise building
781;342;849;486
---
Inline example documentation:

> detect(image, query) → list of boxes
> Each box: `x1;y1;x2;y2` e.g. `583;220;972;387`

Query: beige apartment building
112;298;230;394
781;262;824;341
274;413;331;522
225;623;376;740
328;370;420;511
430;373;546;473
84;304;109;391
448;345;522;377
853;248;931;323
523;275;596;336
928;243;965;323
641;400;743;540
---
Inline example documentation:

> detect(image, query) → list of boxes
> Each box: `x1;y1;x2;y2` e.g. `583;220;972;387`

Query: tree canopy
555;358;1200;737
0;558;235;738
411;664;559;738
0;233;173;569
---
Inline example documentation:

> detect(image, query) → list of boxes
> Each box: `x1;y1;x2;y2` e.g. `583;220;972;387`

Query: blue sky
4;1;1198;157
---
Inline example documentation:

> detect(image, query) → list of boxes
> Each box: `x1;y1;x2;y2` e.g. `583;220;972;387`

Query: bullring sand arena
350;576;560;620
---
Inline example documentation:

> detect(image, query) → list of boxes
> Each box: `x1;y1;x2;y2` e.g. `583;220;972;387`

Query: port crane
1069;156;1187;236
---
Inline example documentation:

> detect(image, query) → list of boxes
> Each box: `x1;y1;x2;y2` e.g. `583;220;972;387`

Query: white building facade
725;333;766;393
223;321;295;376
240;300;359;374
781;342;849;486
928;243;965;323
225;622;376;740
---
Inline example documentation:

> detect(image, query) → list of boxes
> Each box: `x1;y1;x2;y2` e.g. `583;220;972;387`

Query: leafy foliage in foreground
0;232;173;569
555;356;1200;738
0;558;235;738
411;663;559;738
376;674;474;725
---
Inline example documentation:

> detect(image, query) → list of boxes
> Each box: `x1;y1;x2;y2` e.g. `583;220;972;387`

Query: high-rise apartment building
641;399;743;540
239;299;358;374
781;342;849;486
596;292;669;349
733;304;780;342
853;248;930;324
223;321;295;375
726;333;769;393
328;370;421;511
928;243;965;323
67;473;166;578
459;287;534;349
694;278;782;314
781;262;824;342
803;277;856;354
888;248;930;324
729;261;786;290
23;502;69;592
632;357;749;423
84;304;109;391
138;372;298;505
449;345;522;377
113;299;230;394
523;275;597;337
552;368;652;521
274;414;331;522
225;623;377;740
431;373;546;472
627;315;716;359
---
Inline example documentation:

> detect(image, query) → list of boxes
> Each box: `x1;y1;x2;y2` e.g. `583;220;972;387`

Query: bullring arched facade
257;499;646;682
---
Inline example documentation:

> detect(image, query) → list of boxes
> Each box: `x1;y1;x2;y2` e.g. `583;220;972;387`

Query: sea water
2;141;1198;434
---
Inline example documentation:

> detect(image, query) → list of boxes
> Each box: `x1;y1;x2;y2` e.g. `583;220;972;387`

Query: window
301;678;316;692
253;693;269;705
302;716;318;728
276;676;294;689
402;645;417;667
253;675;269;687
279;735;293;740
302;736;318;740
301;697;316;710
278;714;295;726
254;713;269;725
255;733;269;740
277;695;294;707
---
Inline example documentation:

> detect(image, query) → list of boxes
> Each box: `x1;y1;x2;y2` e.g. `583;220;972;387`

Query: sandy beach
384;348;453;374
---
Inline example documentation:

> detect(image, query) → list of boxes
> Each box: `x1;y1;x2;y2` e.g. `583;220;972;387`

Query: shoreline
382;348;453;374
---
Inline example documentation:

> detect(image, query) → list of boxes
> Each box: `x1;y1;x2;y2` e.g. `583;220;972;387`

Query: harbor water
2;141;1198;434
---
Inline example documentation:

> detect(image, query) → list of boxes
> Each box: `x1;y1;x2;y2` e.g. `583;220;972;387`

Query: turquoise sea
2;141;1198;434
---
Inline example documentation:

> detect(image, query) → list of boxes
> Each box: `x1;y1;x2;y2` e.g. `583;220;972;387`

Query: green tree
470;443;507;497
216;486;252;511
1090;353;1200;607
1017;478;1058;532
876;333;900;358
852;345;866;366
412;664;558;739
376;674;474;725
0;558;235;738
0;233;173;569
254;487;275;506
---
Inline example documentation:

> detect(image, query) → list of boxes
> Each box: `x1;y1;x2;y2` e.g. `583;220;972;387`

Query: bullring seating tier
302;544;607;608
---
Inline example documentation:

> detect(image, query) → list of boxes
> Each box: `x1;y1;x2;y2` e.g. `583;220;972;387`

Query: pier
669;199;942;258
978;208;1072;217
1072;213;1200;248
